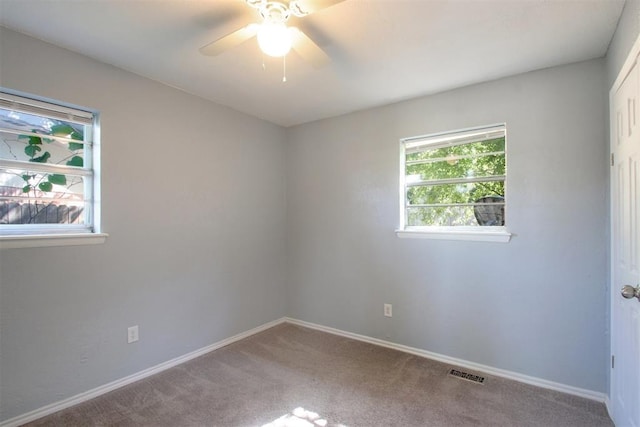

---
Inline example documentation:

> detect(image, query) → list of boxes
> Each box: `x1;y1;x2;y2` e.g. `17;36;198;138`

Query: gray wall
606;0;640;87
286;59;609;393
0;28;287;421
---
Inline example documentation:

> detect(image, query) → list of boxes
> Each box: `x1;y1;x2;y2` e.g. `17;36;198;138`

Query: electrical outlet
384;303;392;317
127;325;139;344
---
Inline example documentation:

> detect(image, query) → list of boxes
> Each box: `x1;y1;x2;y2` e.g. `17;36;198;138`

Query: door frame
609;32;640;423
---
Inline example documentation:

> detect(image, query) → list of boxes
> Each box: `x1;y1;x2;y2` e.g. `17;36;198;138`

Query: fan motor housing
260;2;291;23
247;0;309;22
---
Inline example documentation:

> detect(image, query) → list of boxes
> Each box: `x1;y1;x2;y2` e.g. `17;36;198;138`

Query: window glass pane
0;130;85;167
0;108;85;140
406;137;504;161
406;152;505;182
0;92;97;235
0;170;86;225
407;137;505;161
407;181;505;205
0;199;85;225
401;125;506;230
407;202;505;227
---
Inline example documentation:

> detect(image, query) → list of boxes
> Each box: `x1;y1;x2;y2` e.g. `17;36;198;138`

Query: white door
611;56;640;427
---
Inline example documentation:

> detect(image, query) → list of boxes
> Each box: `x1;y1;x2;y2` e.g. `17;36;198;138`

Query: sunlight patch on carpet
262;407;347;427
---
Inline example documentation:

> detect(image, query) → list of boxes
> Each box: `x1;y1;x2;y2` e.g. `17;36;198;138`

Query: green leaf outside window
30;152;51;163
66;156;83;167
47;174;67;185
38;182;53;192
24;145;42;157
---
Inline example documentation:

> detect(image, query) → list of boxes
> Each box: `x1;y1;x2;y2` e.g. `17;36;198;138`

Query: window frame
397;123;511;243
0;88;107;249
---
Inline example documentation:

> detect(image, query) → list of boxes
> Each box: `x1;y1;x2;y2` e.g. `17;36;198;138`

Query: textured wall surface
0;28;287;421
286;59;608;393
606;0;640;87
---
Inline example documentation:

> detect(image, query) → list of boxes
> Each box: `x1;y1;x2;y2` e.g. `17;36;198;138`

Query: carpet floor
24;323;613;427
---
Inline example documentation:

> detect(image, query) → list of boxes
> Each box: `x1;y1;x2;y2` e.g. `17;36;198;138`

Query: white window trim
398;123;511;242
396;227;511;242
0;232;108;249
0;88;106;247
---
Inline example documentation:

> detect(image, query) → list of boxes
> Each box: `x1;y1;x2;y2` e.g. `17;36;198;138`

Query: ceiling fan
199;0;345;69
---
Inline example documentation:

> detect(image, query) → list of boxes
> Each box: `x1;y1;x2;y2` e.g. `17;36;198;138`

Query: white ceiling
0;0;625;127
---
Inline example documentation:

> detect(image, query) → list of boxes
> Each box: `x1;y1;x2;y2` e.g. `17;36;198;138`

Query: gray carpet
25;323;613;426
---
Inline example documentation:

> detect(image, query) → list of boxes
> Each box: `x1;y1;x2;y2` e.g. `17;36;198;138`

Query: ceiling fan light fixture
257;22;292;57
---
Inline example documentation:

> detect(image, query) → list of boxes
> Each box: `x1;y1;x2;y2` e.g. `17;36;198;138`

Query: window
398;124;510;242
0;90;103;243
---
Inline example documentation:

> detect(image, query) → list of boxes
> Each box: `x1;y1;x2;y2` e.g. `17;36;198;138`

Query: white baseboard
0;317;287;427
604;395;615;424
284;317;608;403
2;316;608;426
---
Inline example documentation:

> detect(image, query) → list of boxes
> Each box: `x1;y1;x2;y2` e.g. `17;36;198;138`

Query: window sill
0;233;109;249
396;228;511;243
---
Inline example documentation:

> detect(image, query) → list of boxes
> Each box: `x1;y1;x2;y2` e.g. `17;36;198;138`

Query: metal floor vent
448;369;486;384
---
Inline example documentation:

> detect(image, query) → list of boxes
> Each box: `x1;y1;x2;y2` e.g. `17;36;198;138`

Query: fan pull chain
262;54;266;71
282;55;287;83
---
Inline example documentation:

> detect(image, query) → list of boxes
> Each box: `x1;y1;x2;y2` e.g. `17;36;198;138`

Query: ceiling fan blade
290;27;330;69
199;24;259;56
290;0;346;16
